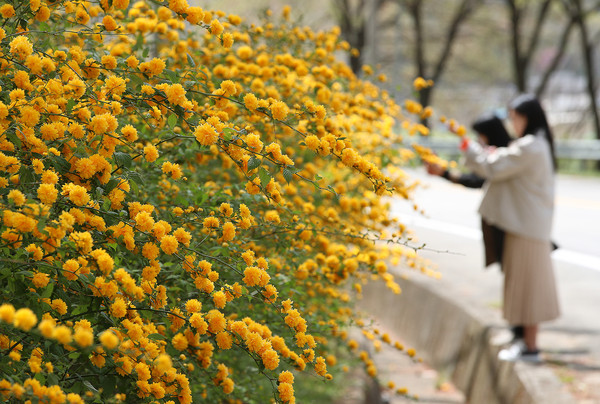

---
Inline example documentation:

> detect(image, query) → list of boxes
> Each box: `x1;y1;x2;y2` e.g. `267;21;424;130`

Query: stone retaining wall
359;273;575;404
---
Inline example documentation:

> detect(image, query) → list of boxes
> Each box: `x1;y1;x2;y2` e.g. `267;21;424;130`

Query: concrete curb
359;272;576;404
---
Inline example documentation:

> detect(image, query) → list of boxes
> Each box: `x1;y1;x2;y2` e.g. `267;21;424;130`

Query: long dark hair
509;94;557;171
471;114;511;148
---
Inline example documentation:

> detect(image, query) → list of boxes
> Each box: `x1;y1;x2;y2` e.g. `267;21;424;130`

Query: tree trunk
507;0;527;92
535;15;576;97
571;0;600;168
403;0;479;127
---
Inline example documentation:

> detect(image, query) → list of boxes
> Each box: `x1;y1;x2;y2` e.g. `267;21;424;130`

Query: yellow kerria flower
102;15;118;31
205;309;226;334
99;330;119;349
243;93;259;111
53;325;73;345
0;303;15;323
173;227;191;246
126;55;139;68
189;313;208;334
186;7;204;24
194;123;219;146
261;349;279;370
75;157;97;179
101;55;117;70
165;83;187;106
185;299;202;313
202;216;220;229
38;319;56;338
50;299;68;315
168;0;189;14
265;210;280;224
270;100;289;120
139;58;166;77
19;106;40;127
278;370;294;384
212;291;226;308
278;382;294;402
113;0;130;9
242;266;261;287
37;183;58;205
216;331;232;349
160;234;179;255
74;327;94;348
210;19;224;35
62;259;80;281
31;272;50;289
220;221;236;241
63;184;90;206
0;4;15;18
7;190;26;206
110;298;128;318
172;333;188;351
222;32;234;48
142;242;159;260
13;308;38;331
135;211;155;232
144;144;159;162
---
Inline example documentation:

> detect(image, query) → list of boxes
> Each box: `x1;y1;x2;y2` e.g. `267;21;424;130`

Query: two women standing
459;95;560;361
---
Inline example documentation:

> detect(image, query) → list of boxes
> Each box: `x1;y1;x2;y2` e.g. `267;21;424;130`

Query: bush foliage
0;1;437;402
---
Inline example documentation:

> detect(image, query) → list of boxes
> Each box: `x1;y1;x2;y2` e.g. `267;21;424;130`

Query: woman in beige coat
461;94;560;361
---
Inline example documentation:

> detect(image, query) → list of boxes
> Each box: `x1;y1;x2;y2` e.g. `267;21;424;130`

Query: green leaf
167;113;178;129
103;178;120;195
222;127;236;142
129;73;143;89
6;131;22;149
147;333;167;341
18;165;35;186
134;33;144;51
125;171;145;186
186;53;196;67
41;283;55;299
129;180;139;196
83;381;99;394
282;167;295;184
247;157;261;171
165;69;179;84
101;376;117;398
258;167;271;187
68;352;81;360
49;155;70;174
113;152;132;169
36;219;47;232
66;99;76;113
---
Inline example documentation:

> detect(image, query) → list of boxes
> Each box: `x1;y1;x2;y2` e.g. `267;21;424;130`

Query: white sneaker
498;341;525;361
498;341;541;363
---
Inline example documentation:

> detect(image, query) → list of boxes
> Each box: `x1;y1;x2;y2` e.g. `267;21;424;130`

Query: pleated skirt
502;232;560;325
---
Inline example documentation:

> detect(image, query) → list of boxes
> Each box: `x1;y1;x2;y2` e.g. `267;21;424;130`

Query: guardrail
413;138;600;160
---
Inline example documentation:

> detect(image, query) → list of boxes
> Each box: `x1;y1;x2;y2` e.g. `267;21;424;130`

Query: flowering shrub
0;1;435;403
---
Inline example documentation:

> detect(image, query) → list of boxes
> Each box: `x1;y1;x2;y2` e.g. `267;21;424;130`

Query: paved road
387;168;600;402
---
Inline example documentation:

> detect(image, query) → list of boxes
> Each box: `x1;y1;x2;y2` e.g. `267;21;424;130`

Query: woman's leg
524;324;538;351
512;325;524;340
